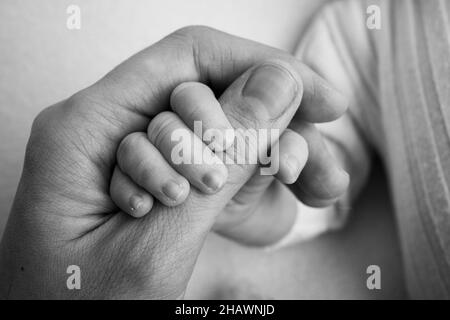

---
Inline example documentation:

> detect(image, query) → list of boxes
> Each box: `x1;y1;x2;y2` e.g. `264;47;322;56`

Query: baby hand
109;81;307;217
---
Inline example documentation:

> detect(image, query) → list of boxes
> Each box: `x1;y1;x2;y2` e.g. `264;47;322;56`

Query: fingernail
202;171;225;192
285;154;300;180
339;168;350;183
162;180;184;201
242;64;297;120
129;195;144;212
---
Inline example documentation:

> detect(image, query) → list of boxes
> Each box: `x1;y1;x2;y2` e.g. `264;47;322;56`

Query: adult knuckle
172;25;214;39
55;89;109;132
31;106;53;134
65;88;100;114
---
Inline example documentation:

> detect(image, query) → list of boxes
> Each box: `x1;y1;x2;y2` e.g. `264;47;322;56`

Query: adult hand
0;27;347;299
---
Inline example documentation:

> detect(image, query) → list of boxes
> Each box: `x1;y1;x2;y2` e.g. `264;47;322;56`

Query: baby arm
281;0;378;242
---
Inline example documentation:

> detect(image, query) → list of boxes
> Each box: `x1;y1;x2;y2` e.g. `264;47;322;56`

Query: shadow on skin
186;158;407;299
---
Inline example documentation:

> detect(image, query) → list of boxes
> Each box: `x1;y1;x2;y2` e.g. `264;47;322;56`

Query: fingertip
335;89;350;113
295;192;340;208
161;178;190;206
291;168;349;208
129;194;154;218
329;166;350;197
335;167;350;196
201;168;228;194
325;87;349;121
279;155;304;185
297;65;349;123
275;129;308;185
303;166;350;202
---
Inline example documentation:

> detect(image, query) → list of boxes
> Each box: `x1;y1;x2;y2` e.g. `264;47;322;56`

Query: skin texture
111;81;309;233
0;27;347;299
0;0;328;235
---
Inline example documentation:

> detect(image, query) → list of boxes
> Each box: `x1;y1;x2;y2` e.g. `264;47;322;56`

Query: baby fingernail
129;195;144;211
339;168;350;182
202;171;225;192
285;155;300;181
163;180;184;201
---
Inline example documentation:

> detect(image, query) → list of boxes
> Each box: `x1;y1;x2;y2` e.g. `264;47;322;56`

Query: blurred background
0;0;406;299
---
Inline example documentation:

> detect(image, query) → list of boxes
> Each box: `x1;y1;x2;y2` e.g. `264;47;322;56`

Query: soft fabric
298;0;450;299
